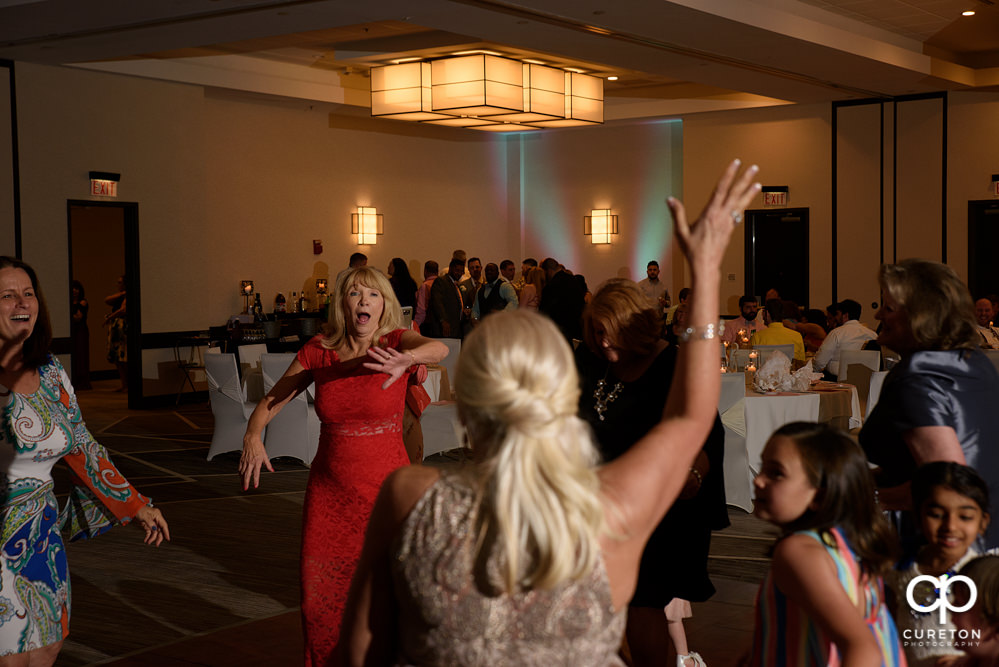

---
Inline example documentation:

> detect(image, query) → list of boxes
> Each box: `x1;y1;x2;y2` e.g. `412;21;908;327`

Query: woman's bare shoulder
382;465;442;523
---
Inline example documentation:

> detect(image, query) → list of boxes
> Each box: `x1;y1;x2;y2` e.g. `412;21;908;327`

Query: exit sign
90;179;117;197
763;191;787;207
88;170;120;198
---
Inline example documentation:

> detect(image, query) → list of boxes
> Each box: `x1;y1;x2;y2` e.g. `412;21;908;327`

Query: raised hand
668;159;761;270
363;346;413;389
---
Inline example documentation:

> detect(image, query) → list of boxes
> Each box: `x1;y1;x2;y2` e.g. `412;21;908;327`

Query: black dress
70;299;91;389
575;344;728;606
859;348;999;548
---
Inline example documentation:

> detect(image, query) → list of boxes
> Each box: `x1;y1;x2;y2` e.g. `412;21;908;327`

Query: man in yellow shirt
750;299;805;361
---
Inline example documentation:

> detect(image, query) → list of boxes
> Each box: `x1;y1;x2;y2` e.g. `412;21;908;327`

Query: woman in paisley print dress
0;256;168;666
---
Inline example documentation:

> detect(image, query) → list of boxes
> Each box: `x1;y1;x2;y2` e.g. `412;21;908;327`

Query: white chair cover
866;370;889;419
719;373;753;512
836;349;881;381
421;402;462;459
437;338;462;400
205;353;262;461
261;353;319;465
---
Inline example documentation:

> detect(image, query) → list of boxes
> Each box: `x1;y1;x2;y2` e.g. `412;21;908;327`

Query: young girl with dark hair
748;422;905;666
890;462;994;666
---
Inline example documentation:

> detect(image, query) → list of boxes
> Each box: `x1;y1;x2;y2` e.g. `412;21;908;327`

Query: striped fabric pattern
749;526;907;666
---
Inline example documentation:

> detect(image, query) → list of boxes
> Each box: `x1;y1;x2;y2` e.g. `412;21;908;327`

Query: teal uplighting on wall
632;119;682;278
515;117;683;283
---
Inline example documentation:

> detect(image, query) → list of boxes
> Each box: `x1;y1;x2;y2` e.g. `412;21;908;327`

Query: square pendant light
431;55;524;117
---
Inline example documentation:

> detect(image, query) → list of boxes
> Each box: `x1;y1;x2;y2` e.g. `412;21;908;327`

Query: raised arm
239;359;313;489
600;160;760;563
362;331;448;389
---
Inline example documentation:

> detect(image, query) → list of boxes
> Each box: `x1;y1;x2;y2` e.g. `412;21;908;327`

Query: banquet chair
205;353;263;461
437;338;462;400
421;402;462;459
260;353;319;465
719;372;753;512
837;349;882;415
836;349;881;381
753;343;794;366
237;343;268;401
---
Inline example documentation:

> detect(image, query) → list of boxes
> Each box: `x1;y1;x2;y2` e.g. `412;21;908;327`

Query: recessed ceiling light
962;10;975;15
607;76;619;81
391;57;423;64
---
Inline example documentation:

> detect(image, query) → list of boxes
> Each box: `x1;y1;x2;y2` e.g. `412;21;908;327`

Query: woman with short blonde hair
240;266;448;666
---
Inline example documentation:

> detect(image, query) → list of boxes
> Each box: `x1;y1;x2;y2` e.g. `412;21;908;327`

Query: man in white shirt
721;295;761;345
636;260;670;311
975;297;999;348
812;299;877;377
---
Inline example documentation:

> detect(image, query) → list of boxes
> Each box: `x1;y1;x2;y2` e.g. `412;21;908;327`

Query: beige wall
682;104;833;315
11;62;999;352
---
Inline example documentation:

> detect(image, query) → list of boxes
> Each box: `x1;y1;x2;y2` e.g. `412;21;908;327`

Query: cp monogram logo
906;574;978;623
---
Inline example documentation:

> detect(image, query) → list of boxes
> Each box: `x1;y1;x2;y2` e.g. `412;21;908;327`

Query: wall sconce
315;278;328;296
584;209;618;244
240;280;254;313
351;206;383;245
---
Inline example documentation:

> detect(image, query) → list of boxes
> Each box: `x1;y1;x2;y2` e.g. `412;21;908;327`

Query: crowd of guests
5;160;999;667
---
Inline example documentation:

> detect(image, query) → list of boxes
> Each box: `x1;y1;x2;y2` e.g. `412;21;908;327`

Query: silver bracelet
679;323;716;342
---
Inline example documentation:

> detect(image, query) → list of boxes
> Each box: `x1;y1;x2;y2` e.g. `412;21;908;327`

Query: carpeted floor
53;380;773;666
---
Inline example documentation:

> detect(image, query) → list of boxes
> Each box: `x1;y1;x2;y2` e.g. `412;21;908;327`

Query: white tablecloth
721;380;862;511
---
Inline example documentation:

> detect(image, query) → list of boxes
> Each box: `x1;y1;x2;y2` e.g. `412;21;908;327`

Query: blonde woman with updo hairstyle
577;278;727;667
340;160;761;666
859;258;999;549
240;266;448;666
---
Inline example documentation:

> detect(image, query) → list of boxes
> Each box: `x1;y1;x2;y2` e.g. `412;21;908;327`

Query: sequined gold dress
391;471;626;666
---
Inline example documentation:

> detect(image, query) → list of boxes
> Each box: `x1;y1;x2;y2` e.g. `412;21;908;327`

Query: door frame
744;207;810;308
67;200;142;409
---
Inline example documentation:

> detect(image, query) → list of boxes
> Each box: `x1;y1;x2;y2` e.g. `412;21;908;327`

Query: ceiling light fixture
369;54;603;131
607;76;619;81
962;10;975;15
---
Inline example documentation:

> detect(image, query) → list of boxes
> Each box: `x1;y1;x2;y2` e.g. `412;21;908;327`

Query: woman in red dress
239;266;448;666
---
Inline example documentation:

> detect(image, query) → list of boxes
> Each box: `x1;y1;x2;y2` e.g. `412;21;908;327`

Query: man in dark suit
426;258;465;338
539;257;585;342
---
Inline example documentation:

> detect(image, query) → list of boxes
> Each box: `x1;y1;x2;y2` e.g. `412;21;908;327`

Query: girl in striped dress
747;422;906;666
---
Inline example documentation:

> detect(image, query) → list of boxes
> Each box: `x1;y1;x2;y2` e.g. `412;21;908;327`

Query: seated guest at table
576;279;727;667
519;266;545;312
720;295;761;346
472;262;518;322
539;257;585;342
425;258;465;339
387;257;418;310
797;308;829;354
665;287;690;325
750;298;805;361
812;299;877;378
975;297;999;348
413;261;437;331
340;159;761;667
859;259;999;549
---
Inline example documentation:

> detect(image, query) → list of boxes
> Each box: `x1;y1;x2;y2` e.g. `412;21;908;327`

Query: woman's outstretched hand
134;504;170;546
668;159;761;269
363;346;412;389
239;432;273;490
